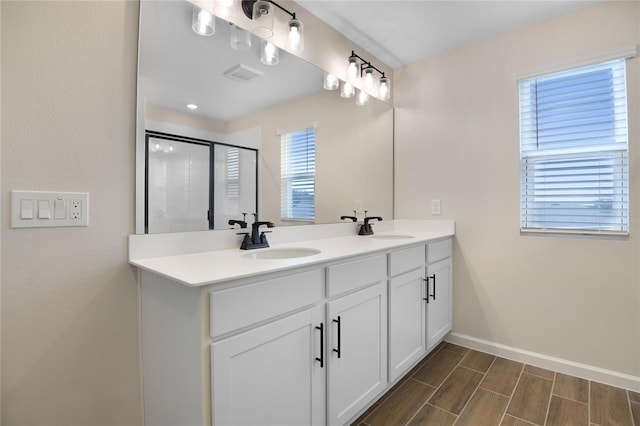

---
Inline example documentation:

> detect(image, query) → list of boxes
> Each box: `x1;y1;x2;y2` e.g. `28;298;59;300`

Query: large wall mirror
135;0;394;234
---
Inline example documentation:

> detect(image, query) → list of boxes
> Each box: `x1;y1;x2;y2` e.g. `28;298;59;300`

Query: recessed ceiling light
187;104;198;110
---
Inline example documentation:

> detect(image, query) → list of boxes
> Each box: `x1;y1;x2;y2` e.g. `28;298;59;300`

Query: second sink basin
242;247;321;260
371;234;415;240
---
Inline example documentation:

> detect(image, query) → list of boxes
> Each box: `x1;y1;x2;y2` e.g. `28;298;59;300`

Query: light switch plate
11;191;89;228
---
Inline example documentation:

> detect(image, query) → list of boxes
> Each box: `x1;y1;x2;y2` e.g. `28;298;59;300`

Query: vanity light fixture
230;24;252;51
347;55;360;83
378;76;391;101
216;0;236;20
242;0;304;53
260;40;279;65
324;72;339;91
356;88;369;106
186;104;198;110
346;51;391;101
192;5;215;36
340;81;355;98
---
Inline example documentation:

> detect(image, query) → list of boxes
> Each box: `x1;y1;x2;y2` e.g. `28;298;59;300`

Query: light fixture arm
242;0;296;20
350;51;385;78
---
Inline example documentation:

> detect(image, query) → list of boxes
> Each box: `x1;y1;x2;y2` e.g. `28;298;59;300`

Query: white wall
1;2;142;424
395;1;640;379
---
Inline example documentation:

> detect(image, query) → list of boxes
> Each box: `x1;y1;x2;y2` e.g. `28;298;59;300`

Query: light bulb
363;68;375;93
347;57;359;83
356;88;369;106
379;76;391;101
341;81;355;98
216;0;235;19
287;19;304;53
261;40;279;65
324;73;339;90
192;6;215;36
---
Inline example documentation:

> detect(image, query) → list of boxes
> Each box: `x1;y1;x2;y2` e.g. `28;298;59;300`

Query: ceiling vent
223;64;264;82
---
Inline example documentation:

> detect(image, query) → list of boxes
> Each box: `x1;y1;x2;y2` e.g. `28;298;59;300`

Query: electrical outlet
70;200;82;219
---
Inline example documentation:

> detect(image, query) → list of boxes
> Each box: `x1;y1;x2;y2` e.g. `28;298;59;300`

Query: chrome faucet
239;213;274;250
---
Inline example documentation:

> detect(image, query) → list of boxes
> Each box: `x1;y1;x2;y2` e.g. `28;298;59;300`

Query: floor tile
481;357;524;397
629;389;640;404
523;364;555;380
460;349;496;373
428;366;483;415
406;403;456;426
412;348;464;387
500;415;537;426
442;342;469;355
553;373;589;403
364;379;435;426
456;388;509;426
590;381;633;426
546;395;588;426
506;373;553;425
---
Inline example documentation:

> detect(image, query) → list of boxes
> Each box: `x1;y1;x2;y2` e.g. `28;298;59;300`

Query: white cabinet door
389;268;427;382
426;257;452;351
211;306;325;426
327;282;387;426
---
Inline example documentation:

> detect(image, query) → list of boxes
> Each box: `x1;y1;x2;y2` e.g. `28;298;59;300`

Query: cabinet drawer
210;269;323;338
428;238;452;264
389;245;426;277
327;254;386;297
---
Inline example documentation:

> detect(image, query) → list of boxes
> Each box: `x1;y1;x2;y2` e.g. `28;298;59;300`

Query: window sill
520;228;629;240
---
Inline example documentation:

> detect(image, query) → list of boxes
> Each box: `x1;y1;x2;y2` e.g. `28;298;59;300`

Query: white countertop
129;220;454;287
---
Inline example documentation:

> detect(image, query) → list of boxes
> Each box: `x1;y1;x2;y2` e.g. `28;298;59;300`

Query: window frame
518;58;630;237
280;127;316;222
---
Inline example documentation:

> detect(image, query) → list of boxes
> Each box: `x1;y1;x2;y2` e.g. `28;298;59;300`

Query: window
519;58;629;235
281;128;316;221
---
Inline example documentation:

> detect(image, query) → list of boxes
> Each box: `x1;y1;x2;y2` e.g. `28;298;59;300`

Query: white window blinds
281;128;315;221
519;58;629;234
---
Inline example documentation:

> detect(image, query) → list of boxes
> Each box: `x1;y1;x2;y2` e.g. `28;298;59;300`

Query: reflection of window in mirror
281;128;316;222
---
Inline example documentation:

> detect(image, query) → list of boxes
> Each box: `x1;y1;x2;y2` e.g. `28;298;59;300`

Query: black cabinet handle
315;323;324;368
423;277;430;304
333;316;341;358
430;274;436;300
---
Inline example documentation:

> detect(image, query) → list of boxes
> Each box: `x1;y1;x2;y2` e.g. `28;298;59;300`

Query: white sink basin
371;234;415;240
242;248;321;260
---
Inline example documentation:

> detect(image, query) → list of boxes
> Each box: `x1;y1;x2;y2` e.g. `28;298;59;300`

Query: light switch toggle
20;200;34;219
38;200;51;219
54;199;66;219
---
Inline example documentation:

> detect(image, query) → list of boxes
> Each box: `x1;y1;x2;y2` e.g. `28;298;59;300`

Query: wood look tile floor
355;343;640;426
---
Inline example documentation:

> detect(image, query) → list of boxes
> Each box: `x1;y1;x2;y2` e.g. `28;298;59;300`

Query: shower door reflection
145;132;258;233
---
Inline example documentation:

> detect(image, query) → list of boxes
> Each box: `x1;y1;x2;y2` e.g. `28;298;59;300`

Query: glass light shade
379;76;391;101
356;88;369;106
192;6;215;36
324;73;339;91
287;18;304;53
347;56;359;83
252;0;274;38
363;68;375;93
216;0;236;19
261;40;279;65
340;81;355;98
230;25;251;51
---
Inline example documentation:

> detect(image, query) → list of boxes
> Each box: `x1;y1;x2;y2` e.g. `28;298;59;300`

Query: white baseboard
445;332;640;392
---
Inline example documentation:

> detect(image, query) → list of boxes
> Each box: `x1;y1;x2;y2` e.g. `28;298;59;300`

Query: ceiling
298;0;601;69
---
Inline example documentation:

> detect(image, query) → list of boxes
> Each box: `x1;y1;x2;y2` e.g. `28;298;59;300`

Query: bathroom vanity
129;220;454;426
